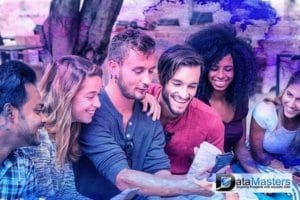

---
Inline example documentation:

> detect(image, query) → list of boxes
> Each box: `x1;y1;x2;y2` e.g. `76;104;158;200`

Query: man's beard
161;89;182;117
117;79;136;100
19;112;41;146
117;74;146;101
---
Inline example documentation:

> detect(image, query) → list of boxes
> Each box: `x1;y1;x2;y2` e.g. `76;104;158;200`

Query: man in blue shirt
74;29;213;199
0;61;45;199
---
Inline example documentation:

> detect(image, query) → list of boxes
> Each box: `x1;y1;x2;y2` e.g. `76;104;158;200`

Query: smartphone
293;172;300;177
211;152;234;174
207;152;234;182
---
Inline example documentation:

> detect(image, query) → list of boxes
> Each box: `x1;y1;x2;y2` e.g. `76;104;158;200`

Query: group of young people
0;23;299;200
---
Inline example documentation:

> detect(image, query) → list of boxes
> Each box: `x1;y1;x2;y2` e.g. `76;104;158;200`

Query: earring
114;74;118;83
110;74;118;80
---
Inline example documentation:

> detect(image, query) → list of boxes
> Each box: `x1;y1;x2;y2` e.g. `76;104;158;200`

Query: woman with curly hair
185;24;259;173
24;55;102;199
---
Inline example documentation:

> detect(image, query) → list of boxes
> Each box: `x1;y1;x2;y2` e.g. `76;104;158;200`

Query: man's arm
115;168;213;197
115;120;213;197
141;93;161;121
141;83;163;120
80;110;130;184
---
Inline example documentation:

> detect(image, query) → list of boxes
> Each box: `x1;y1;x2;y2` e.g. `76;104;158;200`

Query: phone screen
211;152;234;174
206;153;233;182
293;172;300;177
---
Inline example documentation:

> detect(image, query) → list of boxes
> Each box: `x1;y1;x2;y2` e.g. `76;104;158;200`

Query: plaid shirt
0;149;37;199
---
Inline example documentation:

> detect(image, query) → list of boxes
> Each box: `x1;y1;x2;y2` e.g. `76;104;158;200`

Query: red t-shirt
148;84;225;174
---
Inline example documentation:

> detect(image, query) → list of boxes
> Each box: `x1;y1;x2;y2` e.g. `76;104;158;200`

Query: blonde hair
264;70;300;159
264;69;300;129
39;55;102;167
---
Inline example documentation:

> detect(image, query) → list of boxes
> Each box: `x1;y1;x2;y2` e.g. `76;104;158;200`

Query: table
0;44;43;63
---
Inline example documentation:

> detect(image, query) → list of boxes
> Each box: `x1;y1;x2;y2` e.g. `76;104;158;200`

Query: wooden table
0;44;43;63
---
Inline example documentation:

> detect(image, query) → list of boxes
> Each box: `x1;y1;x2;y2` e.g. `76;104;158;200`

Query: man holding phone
147;45;225;175
74;29;213;200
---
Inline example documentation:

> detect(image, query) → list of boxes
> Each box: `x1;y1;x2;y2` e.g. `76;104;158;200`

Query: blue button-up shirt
74;89;170;200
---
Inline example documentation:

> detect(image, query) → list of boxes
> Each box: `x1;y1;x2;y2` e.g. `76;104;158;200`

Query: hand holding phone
292;172;300;185
207;152;233;182
187;142;222;179
211;152;233;173
293;172;300;177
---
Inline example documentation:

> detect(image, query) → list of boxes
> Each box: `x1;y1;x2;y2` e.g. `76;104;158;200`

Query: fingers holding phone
207;153;234;182
293;172;300;185
187;142;223;179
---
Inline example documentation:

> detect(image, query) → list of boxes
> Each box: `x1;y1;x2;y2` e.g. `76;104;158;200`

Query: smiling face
71;76;102;123
18;84;45;146
117;49;156;101
208;54;234;92
282;84;300;119
161;66;201;117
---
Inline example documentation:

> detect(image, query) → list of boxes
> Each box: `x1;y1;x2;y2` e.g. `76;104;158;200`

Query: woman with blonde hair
250;70;300;199
250;69;300;168
24;55;102;199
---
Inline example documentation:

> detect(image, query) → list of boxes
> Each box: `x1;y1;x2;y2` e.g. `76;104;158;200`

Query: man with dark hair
0;61;45;199
148;45;225;175
74;29;213;199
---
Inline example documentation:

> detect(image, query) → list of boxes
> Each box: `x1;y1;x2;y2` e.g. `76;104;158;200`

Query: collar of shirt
100;89;142;138
0;150;21;179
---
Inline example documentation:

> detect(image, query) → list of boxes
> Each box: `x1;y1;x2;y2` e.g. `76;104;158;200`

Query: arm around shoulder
80;112;129;184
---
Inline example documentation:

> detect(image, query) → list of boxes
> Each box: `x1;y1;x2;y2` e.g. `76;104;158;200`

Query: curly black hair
185;24;258;106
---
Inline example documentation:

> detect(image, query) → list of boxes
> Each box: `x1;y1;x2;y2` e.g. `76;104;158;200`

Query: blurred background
0;0;300;102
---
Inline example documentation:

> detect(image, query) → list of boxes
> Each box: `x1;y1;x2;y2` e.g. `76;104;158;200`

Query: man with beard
74;29;213;200
147;45;225;175
0;61;45;199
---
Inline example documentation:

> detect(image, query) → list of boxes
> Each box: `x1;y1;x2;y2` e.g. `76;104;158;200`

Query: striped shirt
0;149;36;199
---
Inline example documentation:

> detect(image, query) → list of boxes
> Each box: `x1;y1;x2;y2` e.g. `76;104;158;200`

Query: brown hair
39;55;102;166
157;44;203;86
107;28;155;65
